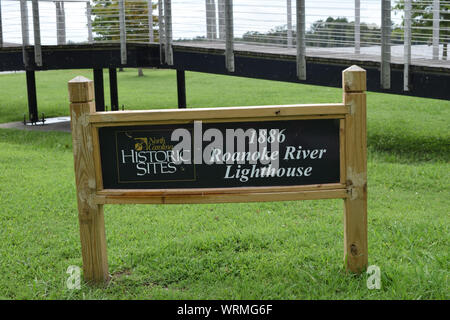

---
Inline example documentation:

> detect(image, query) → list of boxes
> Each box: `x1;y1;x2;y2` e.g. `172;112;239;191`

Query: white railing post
158;0;165;63
148;0;154;43
432;0;440;60
404;0;411;91
206;0;217;40
296;0;306;80
381;0;391;89
164;0;173;65
218;0;225;40
287;0;293;48
224;0;234;72
20;0;30;46
355;0;360;54
20;0;30;66
32;0;42;66
0;0;3;48
87;2;93;44
56;2;66;45
119;0;127;64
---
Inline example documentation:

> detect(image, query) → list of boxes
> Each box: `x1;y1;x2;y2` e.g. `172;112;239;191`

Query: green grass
0;69;448;299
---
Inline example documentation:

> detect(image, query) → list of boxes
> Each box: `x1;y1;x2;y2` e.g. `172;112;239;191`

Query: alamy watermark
366;265;381;290
170;121;283;168
66;265;81;290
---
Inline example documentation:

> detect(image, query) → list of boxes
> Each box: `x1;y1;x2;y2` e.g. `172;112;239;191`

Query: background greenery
0;69;448;299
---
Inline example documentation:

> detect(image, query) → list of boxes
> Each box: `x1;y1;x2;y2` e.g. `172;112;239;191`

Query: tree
394;0;450;59
91;0;159;75
307;17;357;47
241;17;382;48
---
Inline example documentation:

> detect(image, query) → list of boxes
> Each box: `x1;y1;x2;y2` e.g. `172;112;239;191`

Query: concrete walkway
0;117;71;133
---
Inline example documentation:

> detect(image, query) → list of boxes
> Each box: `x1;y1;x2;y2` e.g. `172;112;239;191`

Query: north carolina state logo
132;136;173;151
134;137;148;151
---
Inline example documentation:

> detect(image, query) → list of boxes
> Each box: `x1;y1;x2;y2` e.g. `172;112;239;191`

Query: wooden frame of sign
68;65;367;284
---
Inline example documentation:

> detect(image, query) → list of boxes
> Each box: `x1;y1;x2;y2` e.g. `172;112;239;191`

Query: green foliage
92;0;158;42
394;0;450;34
242;17;386;47
308;17;382;47
394;0;449;58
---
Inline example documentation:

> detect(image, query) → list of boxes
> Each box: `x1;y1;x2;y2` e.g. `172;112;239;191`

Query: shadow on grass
368;132;449;163
1;128;448;164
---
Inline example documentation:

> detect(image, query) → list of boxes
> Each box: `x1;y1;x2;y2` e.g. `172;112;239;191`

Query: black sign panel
98;119;340;189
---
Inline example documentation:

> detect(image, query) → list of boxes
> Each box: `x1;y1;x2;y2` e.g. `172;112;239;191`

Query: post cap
68;76;95;103
342;65;367;92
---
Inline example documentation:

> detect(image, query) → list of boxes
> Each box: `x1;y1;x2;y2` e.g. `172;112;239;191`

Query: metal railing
0;0;449;89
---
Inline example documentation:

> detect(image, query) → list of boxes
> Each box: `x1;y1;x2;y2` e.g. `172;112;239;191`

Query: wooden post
68;76;109;284
342;65;368;273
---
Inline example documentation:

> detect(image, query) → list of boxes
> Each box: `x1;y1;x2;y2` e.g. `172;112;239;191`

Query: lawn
0;69;448;299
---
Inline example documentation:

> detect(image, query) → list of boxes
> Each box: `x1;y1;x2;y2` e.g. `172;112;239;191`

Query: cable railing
0;0;449;89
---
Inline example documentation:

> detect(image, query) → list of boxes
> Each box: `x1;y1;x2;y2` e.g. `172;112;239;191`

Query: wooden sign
68;65;368;284
97;119;340;189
